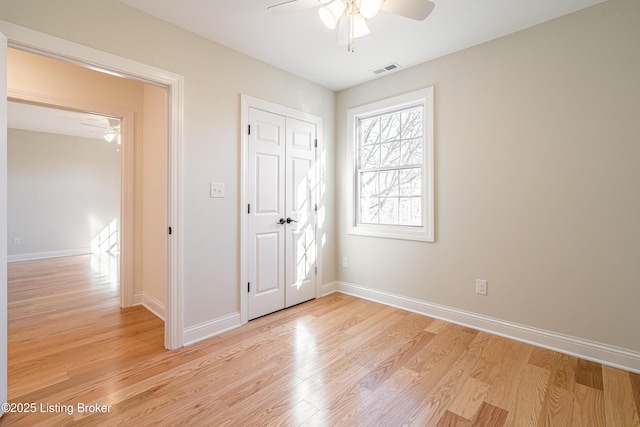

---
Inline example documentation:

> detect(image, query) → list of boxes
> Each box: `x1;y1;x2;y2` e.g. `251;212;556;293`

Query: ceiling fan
268;0;435;52
82;117;121;144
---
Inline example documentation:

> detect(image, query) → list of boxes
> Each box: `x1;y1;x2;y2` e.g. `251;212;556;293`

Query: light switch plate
210;182;225;198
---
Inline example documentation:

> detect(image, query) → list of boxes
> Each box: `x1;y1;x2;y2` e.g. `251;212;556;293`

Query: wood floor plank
602;365;640;427
528;347;560;371
471;402;508;427
328;367;418;426
572;383;605;427
448;377;492;420
549;353;578;392
403;331;491;426
576;358;604;390
631;372;640;416
507;363;550;426
436;410;473;427
357;330;435;391
4;255;639;426
484;340;535;410
469;335;513;385
538;385;574;427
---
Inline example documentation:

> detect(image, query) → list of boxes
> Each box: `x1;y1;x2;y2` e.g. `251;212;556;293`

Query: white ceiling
8;102;117;140
119;0;604;91
7;0;604;135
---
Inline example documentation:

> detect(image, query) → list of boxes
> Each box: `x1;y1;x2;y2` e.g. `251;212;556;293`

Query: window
347;87;434;242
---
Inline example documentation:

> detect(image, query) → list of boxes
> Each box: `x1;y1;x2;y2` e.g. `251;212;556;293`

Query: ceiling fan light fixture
103;132;118;143
351;13;370;38
356;0;381;19
319;0;346;30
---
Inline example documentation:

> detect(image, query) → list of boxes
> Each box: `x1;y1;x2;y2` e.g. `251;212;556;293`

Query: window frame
346;87;434;242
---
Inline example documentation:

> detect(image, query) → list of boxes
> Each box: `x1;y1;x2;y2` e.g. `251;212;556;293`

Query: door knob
278;218;286;225
286;217;298;224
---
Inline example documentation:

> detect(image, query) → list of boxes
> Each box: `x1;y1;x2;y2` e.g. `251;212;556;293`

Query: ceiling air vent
372;62;401;75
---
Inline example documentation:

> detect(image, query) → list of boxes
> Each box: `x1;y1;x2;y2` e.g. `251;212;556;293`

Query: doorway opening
8;104;121;251
7;101;123;290
1;23;185;353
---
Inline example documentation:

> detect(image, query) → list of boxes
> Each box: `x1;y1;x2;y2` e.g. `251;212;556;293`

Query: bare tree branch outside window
357;105;424;227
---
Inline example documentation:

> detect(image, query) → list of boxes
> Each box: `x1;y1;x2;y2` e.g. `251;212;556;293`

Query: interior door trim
240;94;323;324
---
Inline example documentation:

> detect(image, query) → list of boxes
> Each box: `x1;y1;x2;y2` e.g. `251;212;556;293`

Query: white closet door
247;109;317;320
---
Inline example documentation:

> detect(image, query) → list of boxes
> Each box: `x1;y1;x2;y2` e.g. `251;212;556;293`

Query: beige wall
336;0;640;353
6;48;166;305
142;84;167;304
0;0;336;329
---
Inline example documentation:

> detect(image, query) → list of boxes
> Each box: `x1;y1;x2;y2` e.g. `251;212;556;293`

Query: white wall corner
334;281;640;374
183;312;242;347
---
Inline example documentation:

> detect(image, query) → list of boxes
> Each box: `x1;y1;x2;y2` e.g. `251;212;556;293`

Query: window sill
347;224;434;242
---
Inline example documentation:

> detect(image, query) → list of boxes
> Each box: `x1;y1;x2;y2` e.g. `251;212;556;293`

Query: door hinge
314;139;318;148
314;203;318;212
247;282;250;293
315;266;318;275
247;204;251;214
248;124;251;135
168;226;172;235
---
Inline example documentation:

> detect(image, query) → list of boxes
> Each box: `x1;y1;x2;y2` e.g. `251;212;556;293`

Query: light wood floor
4;255;640;426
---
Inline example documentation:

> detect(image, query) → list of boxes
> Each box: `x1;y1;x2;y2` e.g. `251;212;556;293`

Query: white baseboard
331;281;640;374
321;281;339;296
183;312;242;347
135;294;166;321
8;248;91;262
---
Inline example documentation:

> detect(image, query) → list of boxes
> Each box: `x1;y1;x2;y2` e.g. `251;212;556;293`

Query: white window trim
346;87;434;242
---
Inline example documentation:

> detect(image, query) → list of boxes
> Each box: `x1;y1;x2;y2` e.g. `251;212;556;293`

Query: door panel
255;153;281;214
255;233;281;295
248;108;286;320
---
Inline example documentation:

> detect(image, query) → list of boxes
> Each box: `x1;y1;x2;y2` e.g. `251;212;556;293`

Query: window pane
401;107;423;139
360;197;379;224
379;197;399;225
360;171;378;197
360;143;380;169
399;168;422;197
402;138;423;166
400;197;422;226
360;117;379;145
379;170;399;197
380;141;400;167
381;114;400;142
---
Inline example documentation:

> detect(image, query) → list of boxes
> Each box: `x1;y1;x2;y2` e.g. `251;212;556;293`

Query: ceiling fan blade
381;0;435;21
81;122;109;129
268;0;330;15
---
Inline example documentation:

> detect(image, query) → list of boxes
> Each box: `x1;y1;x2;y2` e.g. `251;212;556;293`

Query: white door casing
242;96;322;322
0;30;9;416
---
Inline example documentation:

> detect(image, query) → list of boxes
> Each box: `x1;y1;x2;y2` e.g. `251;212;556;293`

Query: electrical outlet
476;279;488;296
13;237;21;246
342;257;349;269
